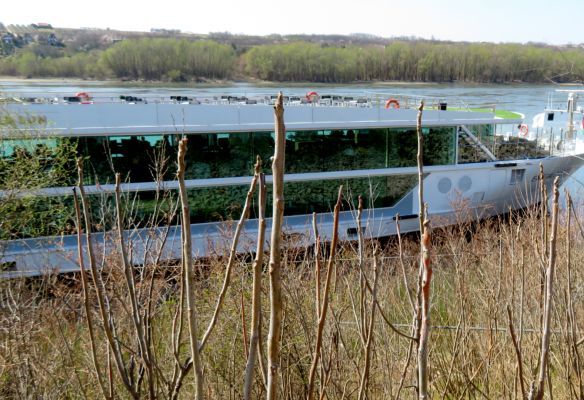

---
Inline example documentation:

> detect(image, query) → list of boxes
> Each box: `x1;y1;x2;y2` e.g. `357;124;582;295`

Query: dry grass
1;201;583;399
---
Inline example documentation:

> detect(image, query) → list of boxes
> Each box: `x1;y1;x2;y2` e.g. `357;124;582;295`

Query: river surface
2;80;584;200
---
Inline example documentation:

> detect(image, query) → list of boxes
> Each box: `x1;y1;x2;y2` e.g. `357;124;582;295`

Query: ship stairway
457;125;497;162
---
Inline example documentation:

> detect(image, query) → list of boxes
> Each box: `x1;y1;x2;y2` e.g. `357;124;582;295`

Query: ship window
7;172;419;238
547;112;554;121
71;126;457;185
510;169;525;185
134;175;419;226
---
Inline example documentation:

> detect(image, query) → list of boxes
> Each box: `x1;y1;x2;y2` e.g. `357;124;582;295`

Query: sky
3;0;584;45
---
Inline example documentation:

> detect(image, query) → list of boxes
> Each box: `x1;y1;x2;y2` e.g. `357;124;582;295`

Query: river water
2;80;584;199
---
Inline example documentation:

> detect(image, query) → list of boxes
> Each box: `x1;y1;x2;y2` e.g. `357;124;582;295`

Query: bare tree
415;101;433;400
267;92;286;400
72;188;109;399
307;187;343;400
177;139;204;400
114;173;155;399
76;158;139;399
530;177;560;400
243;160;267;400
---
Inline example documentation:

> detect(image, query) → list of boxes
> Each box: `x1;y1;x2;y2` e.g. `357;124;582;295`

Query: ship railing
1;92;503;112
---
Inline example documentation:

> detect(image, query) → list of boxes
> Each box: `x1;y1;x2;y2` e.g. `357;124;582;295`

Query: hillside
1;23;583;84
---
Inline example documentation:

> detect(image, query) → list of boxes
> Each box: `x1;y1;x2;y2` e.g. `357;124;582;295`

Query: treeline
244;41;584;83
0;37;583;83
101;39;236;80
0;39;236;81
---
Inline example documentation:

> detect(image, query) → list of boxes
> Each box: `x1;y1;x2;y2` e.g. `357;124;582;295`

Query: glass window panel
424;127;456;166
285;130;324;173
71;126;459;185
280;175;418;217
251;131;275;172
79;134;174;185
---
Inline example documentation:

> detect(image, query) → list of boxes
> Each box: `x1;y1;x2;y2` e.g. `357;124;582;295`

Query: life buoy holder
306;91;319;103
519;124;529;137
385;99;400;109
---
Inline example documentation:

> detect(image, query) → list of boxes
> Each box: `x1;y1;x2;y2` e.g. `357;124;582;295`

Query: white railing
0;91;504;112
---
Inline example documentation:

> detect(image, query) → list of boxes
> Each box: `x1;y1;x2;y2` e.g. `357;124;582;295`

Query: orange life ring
519;124;529;137
385;99;400;109
306;91;319;102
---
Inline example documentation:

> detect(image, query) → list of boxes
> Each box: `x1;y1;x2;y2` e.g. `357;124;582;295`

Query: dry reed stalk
107;346;114;398
356;196;367;341
114;173;155;399
267;92;286;400
531;176;560;400
358;248;378;400
569;202;584;349
144;186;178;356
396;213;415;313
313;212;321;320
176;139;204;400
539;164;548;260
72;189;109;400
312;212;325;395
395;212;415;400
306;186;343;400
537;165;548;343
199;158;260;352
413;101;426;353
417;208;432;400
415;100;432;400
564;190;583;398
76;158;138;399
169;271;187;400
241;287;249;358
416;101;425;234
507;305;526;399
243;165;267;400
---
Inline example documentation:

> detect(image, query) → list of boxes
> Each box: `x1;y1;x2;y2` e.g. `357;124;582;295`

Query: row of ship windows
4;176;418;239
76;127;458;184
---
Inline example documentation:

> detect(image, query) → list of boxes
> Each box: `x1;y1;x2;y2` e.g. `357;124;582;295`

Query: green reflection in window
78;135;174;185
424;127;457;166
275;175;418;217
136;175;418;225
74;126;458;185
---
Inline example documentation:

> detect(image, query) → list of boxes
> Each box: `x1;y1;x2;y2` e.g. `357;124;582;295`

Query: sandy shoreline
0;76;448;87
1;76;582;89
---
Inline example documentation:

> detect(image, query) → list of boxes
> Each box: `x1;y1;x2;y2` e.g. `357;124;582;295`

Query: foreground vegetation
1;201;583;399
1;35;583;83
1;98;583;399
